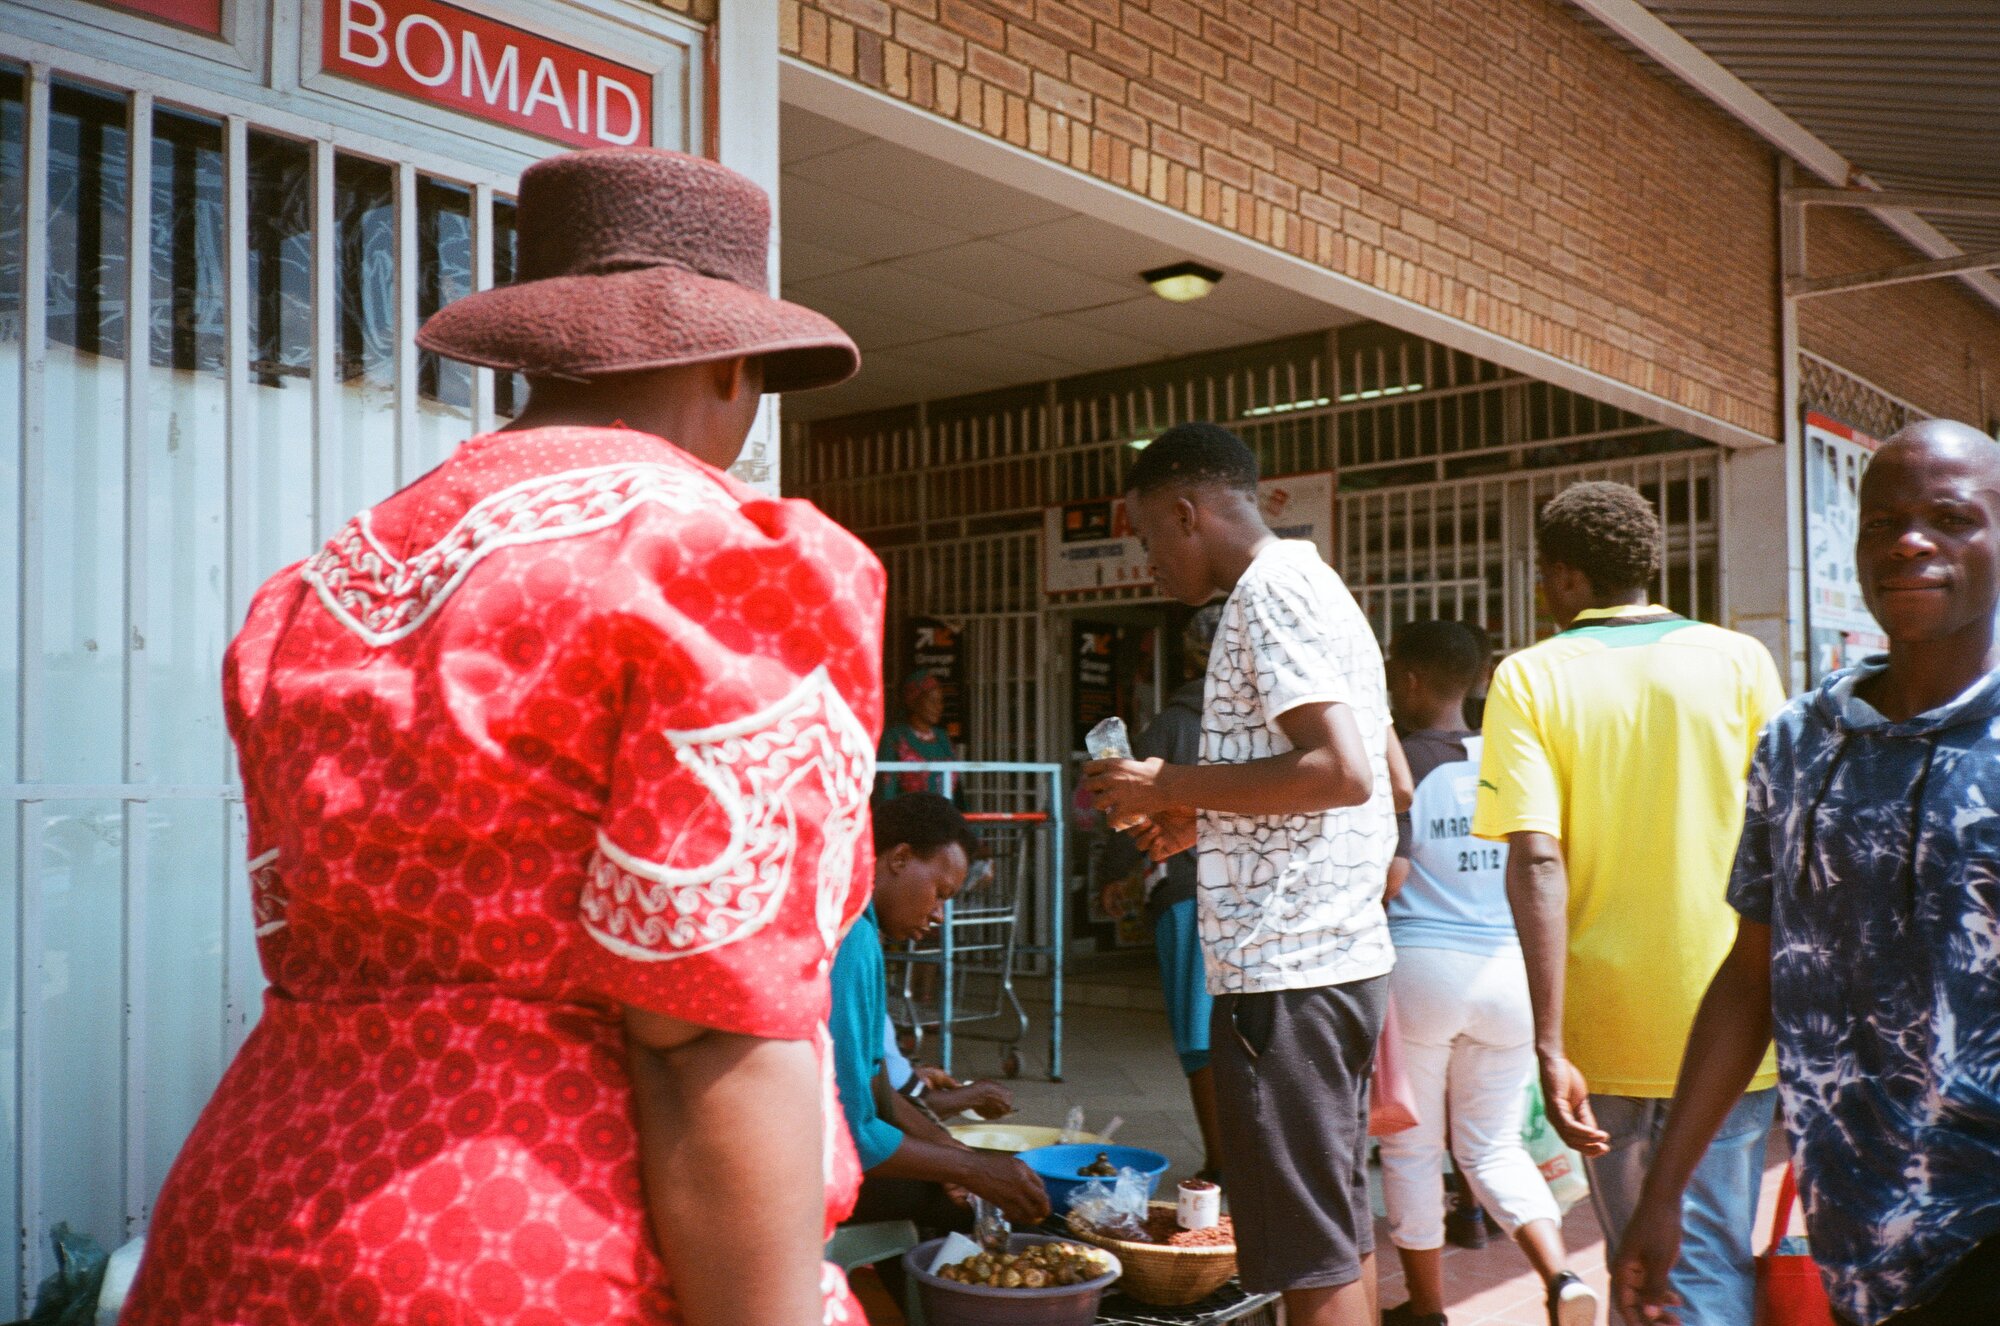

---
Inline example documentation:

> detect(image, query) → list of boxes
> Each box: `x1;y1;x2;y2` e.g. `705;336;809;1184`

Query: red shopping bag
1756;1165;1836;1326
1368;991;1421;1136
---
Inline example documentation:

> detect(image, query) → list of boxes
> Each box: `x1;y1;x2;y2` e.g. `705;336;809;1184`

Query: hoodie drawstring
1902;738;1940;910
1796;730;1941;912
1796;735;1851;897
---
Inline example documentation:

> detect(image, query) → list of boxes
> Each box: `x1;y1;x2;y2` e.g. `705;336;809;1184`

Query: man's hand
1540;1053;1610;1156
1133;807;1197;862
961;1153;1051;1225
1612;1195;1686;1324
930;1080;1015;1121
1085;757;1170;822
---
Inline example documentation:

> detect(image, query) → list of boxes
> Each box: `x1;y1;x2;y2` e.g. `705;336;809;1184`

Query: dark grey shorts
1211;976;1388;1294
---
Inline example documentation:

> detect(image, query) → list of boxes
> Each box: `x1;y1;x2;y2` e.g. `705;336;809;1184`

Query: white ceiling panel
781;106;869;165
789;265;1040;339
992;213;1190;280
887;240;1142;315
1064;298;1261;350
777;236;868;283
970;315;1165;370
778;103;1364;422
781;176;972;263
785;137;1072;236
892;333;1073;384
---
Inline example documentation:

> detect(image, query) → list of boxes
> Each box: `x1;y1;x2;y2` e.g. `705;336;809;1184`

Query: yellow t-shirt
1472;605;1785;1097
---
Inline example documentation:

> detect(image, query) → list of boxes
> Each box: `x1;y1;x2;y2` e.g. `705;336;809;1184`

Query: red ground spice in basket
1143;1210;1235;1248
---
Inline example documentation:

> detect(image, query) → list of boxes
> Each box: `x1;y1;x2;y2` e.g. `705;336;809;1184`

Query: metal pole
1048;763;1064;1082
938;763;954;1075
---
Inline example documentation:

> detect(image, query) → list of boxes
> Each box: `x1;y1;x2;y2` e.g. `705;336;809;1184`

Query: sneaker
1444;1201;1488;1250
1547;1271;1599;1326
1382;1303;1447;1326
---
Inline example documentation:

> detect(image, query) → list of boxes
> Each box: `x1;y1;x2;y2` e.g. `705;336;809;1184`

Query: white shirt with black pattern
1195;539;1397;995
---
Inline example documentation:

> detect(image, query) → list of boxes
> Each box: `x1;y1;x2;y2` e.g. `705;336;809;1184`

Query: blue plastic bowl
1016;1143;1171;1214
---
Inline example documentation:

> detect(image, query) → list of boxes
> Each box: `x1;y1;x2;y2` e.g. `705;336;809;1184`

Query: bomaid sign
324;0;654;149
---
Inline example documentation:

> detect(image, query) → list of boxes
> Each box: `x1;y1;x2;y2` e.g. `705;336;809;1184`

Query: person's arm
1383;855;1411;903
1613;923;1775;1324
1132;806;1197;863
864;1100;1052;1224
916;1067;1016;1121
876;1071;955;1145
1386;792;1414;903
1088;701;1374;820
1387;724;1415;812
1505;830;1608;1154
624;1008;825;1326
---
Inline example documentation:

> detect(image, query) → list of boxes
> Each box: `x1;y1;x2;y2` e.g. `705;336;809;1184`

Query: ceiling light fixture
1143;260;1224;302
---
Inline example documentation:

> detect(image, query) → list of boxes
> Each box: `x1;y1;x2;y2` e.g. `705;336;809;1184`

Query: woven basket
1067;1201;1237;1306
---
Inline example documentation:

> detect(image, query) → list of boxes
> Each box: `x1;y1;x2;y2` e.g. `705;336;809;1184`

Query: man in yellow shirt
1472;481;1785;1326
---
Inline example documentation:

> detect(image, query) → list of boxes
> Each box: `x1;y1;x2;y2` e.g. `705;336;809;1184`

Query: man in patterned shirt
1087;423;1396;1326
1614;420;2000;1326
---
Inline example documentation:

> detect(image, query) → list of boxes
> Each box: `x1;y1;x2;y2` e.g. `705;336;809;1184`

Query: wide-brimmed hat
417;148;858;392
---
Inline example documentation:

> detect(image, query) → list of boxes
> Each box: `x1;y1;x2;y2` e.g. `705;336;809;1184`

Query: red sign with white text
95;0;224;36
322;0;653;150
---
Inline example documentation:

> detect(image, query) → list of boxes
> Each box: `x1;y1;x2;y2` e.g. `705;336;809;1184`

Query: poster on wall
1071;620;1121;751
1044;471;1335;594
1804;411;1888;681
904;616;965;742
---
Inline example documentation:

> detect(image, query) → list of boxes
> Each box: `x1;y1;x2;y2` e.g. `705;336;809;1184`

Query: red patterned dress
122;426;884;1326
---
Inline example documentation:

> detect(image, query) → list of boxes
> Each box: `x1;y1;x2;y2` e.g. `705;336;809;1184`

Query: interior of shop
777;100;1724;974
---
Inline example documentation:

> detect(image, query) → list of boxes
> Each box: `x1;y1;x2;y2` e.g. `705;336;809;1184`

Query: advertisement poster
1804;412;1887;681
904;616;965;741
1044;471;1335;594
1071;620;1121;751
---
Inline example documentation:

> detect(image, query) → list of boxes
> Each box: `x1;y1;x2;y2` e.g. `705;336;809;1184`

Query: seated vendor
832;794;1051;1272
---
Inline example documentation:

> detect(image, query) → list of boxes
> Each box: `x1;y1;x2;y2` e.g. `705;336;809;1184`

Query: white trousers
1377;943;1561;1251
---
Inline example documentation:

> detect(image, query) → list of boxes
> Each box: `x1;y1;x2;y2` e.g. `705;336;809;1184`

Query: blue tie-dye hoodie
1727;658;2000;1324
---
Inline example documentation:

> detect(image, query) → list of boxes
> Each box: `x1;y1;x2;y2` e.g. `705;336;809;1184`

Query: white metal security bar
0;53;535;1308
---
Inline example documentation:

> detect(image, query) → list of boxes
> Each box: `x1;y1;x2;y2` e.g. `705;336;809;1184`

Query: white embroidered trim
821;1260;860;1324
581;667;875;962
301;462;723;647
248;847;286;937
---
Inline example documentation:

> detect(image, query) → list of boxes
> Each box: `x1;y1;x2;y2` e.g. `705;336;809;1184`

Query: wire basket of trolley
876;760;1068;1082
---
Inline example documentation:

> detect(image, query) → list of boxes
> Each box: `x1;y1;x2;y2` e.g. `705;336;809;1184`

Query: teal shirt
828;906;904;1171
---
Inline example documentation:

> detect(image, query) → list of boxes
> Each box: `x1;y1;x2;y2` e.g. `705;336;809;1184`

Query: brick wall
1799;208;2000;431
780;0;1784;439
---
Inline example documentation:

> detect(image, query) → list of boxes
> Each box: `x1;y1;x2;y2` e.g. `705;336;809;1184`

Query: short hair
1127;422;1258;497
1536;481;1661;596
872;792;979;862
1390;620;1486;695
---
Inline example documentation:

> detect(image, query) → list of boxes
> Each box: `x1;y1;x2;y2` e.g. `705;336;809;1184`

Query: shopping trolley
877;761;1067;1082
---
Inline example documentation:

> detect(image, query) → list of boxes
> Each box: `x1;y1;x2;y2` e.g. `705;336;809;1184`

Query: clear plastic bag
1084;718;1150;832
1067;1166;1151;1241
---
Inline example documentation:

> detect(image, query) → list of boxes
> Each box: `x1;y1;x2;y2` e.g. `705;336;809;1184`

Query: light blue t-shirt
1389;729;1516;955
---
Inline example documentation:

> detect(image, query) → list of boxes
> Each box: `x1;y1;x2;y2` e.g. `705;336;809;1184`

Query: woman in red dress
122;149;880;1326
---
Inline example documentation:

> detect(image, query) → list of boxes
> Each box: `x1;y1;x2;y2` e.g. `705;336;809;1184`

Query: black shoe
1547;1270;1599;1326
1444;1202;1488;1250
1382;1302;1447;1326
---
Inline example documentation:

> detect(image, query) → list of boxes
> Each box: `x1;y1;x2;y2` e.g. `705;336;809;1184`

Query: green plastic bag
7;1225;110;1326
1522;1079;1591;1213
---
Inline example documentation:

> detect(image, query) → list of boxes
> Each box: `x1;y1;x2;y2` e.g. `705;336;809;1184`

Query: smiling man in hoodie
1614;419;2000;1326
